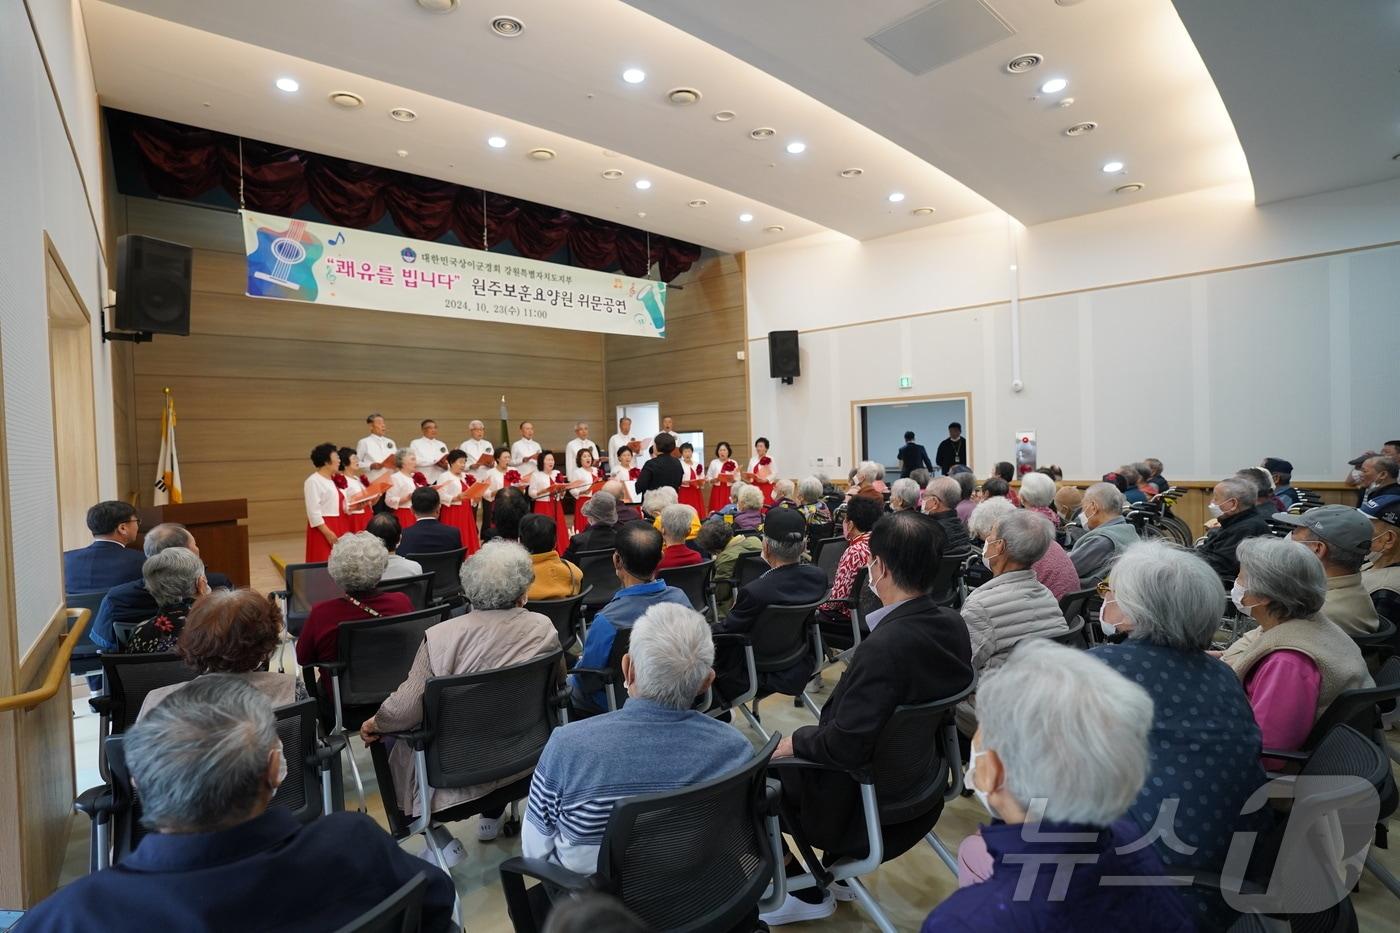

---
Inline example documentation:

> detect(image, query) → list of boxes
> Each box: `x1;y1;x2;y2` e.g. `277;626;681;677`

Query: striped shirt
522;698;753;875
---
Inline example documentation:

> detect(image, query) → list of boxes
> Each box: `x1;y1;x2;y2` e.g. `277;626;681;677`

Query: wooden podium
137;499;250;588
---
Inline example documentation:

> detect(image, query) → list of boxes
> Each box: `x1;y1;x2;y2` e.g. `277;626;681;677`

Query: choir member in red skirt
706;441;740;515
304;442;349;562
336;446;379;532
527;450;572;554
746;437;776;504
436;450;481;554
385;450;428;530
569;447;603;533
677;442;708;519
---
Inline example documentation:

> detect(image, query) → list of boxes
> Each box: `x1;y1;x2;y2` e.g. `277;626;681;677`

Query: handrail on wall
0;609;89;713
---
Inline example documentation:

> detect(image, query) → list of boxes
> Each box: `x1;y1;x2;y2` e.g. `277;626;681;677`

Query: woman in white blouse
746;436;776;505
385;450;423;530
678;442;708;519
436;449;481;554
304;443;347;562
527;450;571;553
706;441;740;516
482;449;520;530
335;446;377;533
570;448;603;532
614;446;641;504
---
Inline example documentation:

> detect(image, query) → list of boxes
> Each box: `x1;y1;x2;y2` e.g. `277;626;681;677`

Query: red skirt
756;482;776;505
679;484;707;520
574;498;590;533
708;481;732;515
440;503;480;555
533;498;570;553
345;509;372;533
305;514;350;563
395;507;417;529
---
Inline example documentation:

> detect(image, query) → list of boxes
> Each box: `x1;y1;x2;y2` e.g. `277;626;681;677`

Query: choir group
302;413;777;562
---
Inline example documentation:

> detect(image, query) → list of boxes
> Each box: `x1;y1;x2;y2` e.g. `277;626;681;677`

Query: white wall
1;0;113;655
746;178;1400;484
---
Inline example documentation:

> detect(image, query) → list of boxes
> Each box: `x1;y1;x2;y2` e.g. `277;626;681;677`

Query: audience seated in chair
63;499;145;595
921;477;972;563
524;603;752;876
952;470;977;523
91;523;233;652
1273;504;1379;635
364;512;423;581
521;513;583;601
795;476;832;526
712;508;828;705
139;589;304;719
816;497;883;631
563;491;623;561
1195;475;1271;580
125;547;209;654
888;477;920;513
1094;541;1272;930
1068;482;1138;586
1236;466;1283;518
693;520;733;568
656;504;703;570
766;478;799;514
483;487;531;545
844;461;885;502
606;479;644;525
1017;471;1061;529
1361;494;1400;597
762;510;974;926
568;523;691;714
729;483;765;533
399;485;464;555
21;677;456;933
295;533;414;692
362;539;561;846
956;510;1067;735
927;641;1194;933
968;498;1080;601
1219;536;1372;761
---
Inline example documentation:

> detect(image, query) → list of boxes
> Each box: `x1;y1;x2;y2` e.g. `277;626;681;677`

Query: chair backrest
748;600;823;673
422;651;563;790
735;552;769;591
870;682;975;825
656;559;715;614
1307;657;1400;748
526;587;592;653
399;548;466;602
271;698;323;825
100;652;198;736
1052;616;1086;648
67;591;108;673
596;735;780;933
928;554;962;606
576;549;621;608
331;873;428;933
284;562;342;636
1058;587;1102;643
805;522;835;557
814;537;848;584
104;735;147;863
847;566;881;634
377;573;435;612
337;606;450;708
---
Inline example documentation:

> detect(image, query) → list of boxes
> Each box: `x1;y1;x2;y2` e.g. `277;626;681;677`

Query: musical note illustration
328;231;346;246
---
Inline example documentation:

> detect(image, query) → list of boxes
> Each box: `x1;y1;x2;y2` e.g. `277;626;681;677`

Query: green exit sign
898;376;912;389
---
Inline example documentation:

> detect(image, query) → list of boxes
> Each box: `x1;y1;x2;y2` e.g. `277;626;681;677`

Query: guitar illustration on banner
246;217;323;301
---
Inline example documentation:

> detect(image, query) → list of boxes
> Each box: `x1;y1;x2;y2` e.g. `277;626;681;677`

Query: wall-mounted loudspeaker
768;330;800;384
114;235;192;336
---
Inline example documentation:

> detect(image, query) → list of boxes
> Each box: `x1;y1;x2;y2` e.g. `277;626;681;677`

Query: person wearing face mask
1220;537;1371;762
924;641;1194;933
22;677;457;933
1195;475;1271;580
1067;482;1138;586
1269;504;1380;636
954;510;1067;737
1360;495;1400;605
1092;542;1272;931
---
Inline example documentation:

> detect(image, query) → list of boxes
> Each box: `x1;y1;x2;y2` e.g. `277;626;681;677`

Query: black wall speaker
115;235;192;336
768;330;800;383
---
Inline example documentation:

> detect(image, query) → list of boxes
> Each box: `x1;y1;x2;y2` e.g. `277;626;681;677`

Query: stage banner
240;210;666;338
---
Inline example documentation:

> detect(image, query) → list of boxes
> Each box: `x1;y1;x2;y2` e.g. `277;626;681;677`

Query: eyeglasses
1095;579;1113;598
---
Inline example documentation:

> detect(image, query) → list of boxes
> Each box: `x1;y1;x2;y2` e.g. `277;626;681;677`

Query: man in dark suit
896;431;933;478
713;509;829;702
90;523;233;651
63;500;145;595
397;486;463;556
934;422;968;476
760;510;974;926
20;676;456;933
634;432;683;496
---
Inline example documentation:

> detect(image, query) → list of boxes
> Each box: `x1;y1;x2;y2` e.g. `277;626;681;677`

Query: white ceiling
1171;0;1400;205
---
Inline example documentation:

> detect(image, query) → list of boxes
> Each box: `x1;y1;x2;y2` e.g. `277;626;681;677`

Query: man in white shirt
511;421;542;479
606;417;638;474
459;420;495;484
409;419;451;483
563;422;599;473
644;415;676;467
356;413;397;483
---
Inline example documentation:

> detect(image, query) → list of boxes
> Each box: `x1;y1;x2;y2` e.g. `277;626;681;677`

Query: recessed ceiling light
887;192;905;203
1064;121;1097;136
1102;160;1125;174
763;225;785;233
528;148;556;161
328;91;364;109
1039;78;1068;94
785;141;807;154
490;15;523;36
713;110;736;122
739;213;754;223
667;87;702;105
601;169;624;179
487;136;507;149
1114;183;1145;194
418;0;459;11
622;68;646;84
389;107;416;122
275;77;299;93
1004;53;1043;74
396;149;409;158
912;206;936;216
839;167;864;178
688;199;708;208
637;211;647;218
749;127;776;139
634;179;652;190
1057;97;1076;109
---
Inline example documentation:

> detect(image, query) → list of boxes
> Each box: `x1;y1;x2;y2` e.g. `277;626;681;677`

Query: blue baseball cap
1359;494;1400;529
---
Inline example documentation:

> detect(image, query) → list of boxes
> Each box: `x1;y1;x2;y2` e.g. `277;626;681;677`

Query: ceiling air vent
868;0;1016;76
1004;53;1043;74
1063;121;1098;137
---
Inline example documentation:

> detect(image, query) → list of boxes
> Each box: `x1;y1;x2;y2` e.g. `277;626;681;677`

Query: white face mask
1230;580;1252;617
967;741;999;819
1100;618;1119;638
1207;501;1224;518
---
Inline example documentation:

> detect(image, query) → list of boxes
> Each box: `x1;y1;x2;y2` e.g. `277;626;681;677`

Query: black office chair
1058;587;1102;645
526;586;592;655
1051;616;1087;648
273;561;342;637
658;558;719;622
332;873;430;933
805;522;835;558
89;652;197;781
575;549;621;616
500;735;784;933
571;627;632;715
377;573;436;612
67;591;108;677
734;552;769;591
817;567;876;665
814;536;848;586
1351;616;1397;666
398;548;466;606
928;554;963;609
721;600;825;737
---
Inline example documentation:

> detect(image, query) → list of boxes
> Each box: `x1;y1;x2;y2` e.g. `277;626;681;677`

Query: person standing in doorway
936;422;968;476
897;431;933;478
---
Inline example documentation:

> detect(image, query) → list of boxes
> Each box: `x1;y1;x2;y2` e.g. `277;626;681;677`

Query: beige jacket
1222;615;1373;723
138;671;302;721
1323;574;1379;635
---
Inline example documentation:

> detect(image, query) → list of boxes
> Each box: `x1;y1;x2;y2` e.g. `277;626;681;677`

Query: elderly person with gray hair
640;485;678;520
955;510;1066;735
1220;536;1371;759
22;677;457;933
731;482;766;532
363;540;559;848
845;460;885;502
968;498;1080;599
1271;504;1380;635
1017;470;1060;527
1093;541;1271;929
888;477;920;512
1068;481;1137;585
926;642;1193;932
523;603;753;875
657;504;703;569
922;475;971;560
795;475;832;526
1195;474;1271;580
769;477;799;513
124;547;209;653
